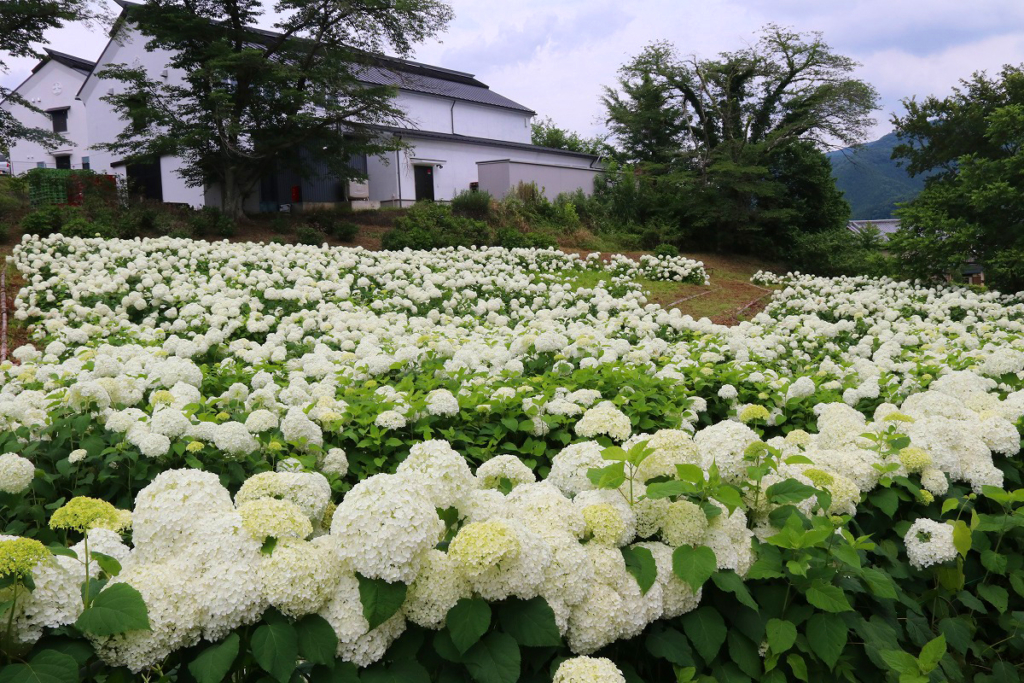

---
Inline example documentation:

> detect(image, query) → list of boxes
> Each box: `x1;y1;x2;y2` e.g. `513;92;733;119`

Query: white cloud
4;0;1024;144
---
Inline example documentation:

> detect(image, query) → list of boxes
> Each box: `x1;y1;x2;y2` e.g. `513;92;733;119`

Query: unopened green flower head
186;441;205;453
50;496;131;533
918;489;935;504
739;405;770;424
899;447;932;473
803;468;835;487
151;390;174;405
321;501;337;530
238;498;313;542
0;537;50;579
784;429;811;446
582;504;627;545
883;412;915;423
743;441;769;459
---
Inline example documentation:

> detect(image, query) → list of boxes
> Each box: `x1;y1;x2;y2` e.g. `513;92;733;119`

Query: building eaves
372;125;600;160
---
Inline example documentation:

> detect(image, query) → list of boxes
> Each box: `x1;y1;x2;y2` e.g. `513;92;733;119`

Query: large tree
889;66;1024;291
98;0;453;218
0;0;104;150
530;116;608;157
601;25;876;253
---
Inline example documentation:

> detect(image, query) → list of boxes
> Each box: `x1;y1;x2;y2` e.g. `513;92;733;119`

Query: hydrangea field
3;234;1024;683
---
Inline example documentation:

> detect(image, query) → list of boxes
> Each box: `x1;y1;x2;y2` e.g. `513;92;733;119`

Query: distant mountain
828;132;927;220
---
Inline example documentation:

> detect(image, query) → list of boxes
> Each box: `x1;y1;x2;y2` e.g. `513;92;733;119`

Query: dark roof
356;64;533;114
33;49;95;75
371;125;600;159
106;0;533;114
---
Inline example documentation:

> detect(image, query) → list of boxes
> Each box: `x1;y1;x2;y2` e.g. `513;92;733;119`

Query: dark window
81;156;90;170
50;109;68;133
126;160;163;202
414;165;435;202
55;156;71;170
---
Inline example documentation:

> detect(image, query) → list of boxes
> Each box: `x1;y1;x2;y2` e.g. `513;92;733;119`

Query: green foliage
301;209;358;242
653;243;679;258
530;116;608;156
188;632;240;683
890;65;1024;291
189;206;236;238
74;583;151;637
0;649;80;683
788;225;890;277
446;599;491;654
450;190;492;219
19;205;66;236
252;615;299;683
599;26;876;257
356;574;407;630
381;203;491;250
295;225;327;245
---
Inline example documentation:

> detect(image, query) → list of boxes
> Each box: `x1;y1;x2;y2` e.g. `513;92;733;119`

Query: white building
6;6;602;211
3;49;95;174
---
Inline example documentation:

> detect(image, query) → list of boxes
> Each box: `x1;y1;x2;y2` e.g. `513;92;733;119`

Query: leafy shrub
789;226;890;277
382;202;492;250
451;189;492;219
60;209;116;239
654;243;680;257
497;228;532;249
331;221;359;242
19;205;65;236
189;206;236;237
302;209;338;234
295;225;326;245
167;226;194;239
270;213;292;234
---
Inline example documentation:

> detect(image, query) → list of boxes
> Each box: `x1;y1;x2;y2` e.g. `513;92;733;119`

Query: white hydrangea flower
553;656;626;683
905;518;957;569
330;473;443;583
0;453;35;493
575;401;631;442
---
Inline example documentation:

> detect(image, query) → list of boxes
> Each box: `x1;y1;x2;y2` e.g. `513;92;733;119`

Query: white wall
393;91;532;144
478;159;603;198
160;156;204;206
80;25;202;206
367;134;600;205
3;61;90;173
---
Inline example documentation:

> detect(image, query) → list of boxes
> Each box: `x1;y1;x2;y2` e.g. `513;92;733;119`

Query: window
81;157;90;170
36;162;46;169
50;109;68;134
55;156;71;170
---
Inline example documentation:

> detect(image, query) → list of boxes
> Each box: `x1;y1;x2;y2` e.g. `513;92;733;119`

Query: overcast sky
4;0;1024;144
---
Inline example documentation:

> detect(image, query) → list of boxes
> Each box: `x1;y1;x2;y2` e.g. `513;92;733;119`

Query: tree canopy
98;0;453;217
599;25;877;255
889;65;1024;291
530;116;608;157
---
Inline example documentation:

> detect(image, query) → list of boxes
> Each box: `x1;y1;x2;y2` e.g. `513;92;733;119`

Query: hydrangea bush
2;235;1024;682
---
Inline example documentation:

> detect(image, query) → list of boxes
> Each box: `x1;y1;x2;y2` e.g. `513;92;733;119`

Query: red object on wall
291;185;301;202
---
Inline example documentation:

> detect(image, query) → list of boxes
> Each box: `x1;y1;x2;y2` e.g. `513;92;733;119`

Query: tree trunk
221;167;246;221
